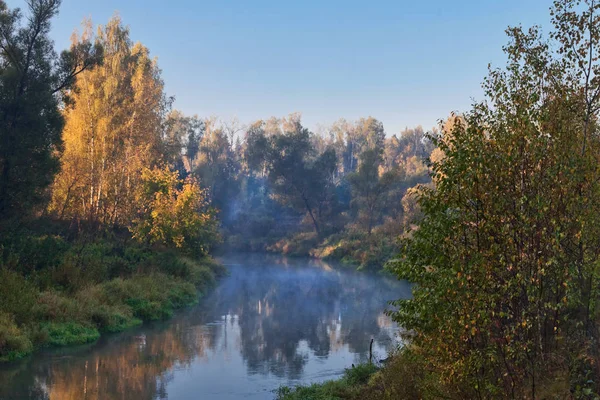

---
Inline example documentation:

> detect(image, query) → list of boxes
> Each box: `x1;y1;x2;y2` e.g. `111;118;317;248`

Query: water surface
0;253;410;400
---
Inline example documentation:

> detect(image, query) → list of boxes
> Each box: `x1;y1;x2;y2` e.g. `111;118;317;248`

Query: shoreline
0;255;227;364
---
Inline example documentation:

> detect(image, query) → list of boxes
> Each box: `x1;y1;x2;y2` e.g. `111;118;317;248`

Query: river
0;253;411;400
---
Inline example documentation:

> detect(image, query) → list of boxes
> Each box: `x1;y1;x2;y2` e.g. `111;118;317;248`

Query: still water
0;253;410;400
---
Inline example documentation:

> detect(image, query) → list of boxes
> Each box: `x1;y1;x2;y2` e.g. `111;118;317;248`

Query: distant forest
165;112;438;268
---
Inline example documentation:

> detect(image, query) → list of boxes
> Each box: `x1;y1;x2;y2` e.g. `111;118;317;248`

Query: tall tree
348;149;400;235
247;116;338;237
0;0;101;218
389;1;600;397
50;16;168;226
193;117;240;221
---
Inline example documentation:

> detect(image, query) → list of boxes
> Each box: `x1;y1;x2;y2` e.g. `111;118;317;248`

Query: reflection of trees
0;254;409;399
0;318;216;400
211;254;406;379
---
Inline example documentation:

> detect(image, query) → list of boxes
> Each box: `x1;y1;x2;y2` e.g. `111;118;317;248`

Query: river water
0;253;410;400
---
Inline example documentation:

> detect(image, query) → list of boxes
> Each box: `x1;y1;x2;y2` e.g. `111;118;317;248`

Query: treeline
0;1;222;361
161;111;436;269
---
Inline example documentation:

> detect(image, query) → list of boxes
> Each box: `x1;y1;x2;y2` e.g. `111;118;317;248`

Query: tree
348;149;400;235
0;0;101;218
193;117;240;221
247;116;338;237
389;1;600;397
132;166;219;256
50;16;167;226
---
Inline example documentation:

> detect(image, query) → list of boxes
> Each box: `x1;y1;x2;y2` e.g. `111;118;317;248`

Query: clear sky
10;0;553;135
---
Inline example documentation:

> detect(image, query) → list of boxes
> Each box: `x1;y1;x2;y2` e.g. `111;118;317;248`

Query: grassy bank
276;351;430;400
0;222;225;362
224;216;401;271
243;226;399;271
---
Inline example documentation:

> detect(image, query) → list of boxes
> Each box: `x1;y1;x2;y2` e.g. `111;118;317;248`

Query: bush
75;287;141;332
0;312;33;361
0;269;38;324
277;354;433;400
33;291;83;322
0;231;69;275
99;274;197;321
0;219;225;362
343;363;379;386
42;322;100;346
277;363;379;400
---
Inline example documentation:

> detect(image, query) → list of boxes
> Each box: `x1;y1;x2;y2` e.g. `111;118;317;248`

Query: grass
263;226;399;271
42;322;100;346
277;352;433;400
0;232;226;362
277;363;379;400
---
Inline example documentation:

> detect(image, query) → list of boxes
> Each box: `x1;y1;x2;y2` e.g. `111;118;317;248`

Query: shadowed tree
0;0;101;218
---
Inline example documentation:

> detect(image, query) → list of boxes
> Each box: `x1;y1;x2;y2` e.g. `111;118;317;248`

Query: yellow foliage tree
132;166;219;256
50;16;168;226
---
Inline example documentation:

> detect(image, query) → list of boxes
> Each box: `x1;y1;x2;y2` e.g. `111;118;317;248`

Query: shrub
99;274;197;321
42;322;100;346
343;363;379;386
0;231;69;275
0;269;38;324
33;291;86;323
0;312;33;361
75;287;141;332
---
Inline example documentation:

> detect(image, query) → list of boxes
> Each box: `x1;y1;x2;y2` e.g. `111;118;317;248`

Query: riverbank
225;225;399;271
0;222;226;363
276;352;425;400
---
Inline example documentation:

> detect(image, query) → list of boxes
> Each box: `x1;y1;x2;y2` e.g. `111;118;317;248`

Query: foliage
347;149;403;234
132;166;220;256
245;115;339;237
0;312;32;362
388;1;600;397
49;15;167;225
276;363;379;400
0;269;38;325
0;0;101;218
0;219;224;361
214;113;434;269
41;322;100;346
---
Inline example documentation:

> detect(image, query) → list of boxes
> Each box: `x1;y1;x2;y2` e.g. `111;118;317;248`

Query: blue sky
10;0;552;135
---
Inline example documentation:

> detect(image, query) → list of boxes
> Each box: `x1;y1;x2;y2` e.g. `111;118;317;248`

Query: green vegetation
219;117;432;270
281;0;600;398
0;1;222;362
5;0;600;397
277;352;435;400
386;0;600;396
0;221;226;362
277;363;379;400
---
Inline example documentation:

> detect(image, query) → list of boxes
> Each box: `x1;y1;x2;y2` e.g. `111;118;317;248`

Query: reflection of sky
0;253;411;400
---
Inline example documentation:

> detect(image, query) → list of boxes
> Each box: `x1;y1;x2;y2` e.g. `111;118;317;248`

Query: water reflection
0;254;410;400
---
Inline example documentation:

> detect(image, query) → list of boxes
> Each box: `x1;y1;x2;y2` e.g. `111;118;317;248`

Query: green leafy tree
247;117;338;237
389;1;600;397
192;118;240;221
0;0;101;218
348;149;401;235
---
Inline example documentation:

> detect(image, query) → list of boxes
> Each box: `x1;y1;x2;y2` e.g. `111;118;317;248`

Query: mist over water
0;254;410;400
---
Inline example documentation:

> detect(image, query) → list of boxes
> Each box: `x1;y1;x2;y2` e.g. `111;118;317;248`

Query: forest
2;0;600;399
0;0;430;363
